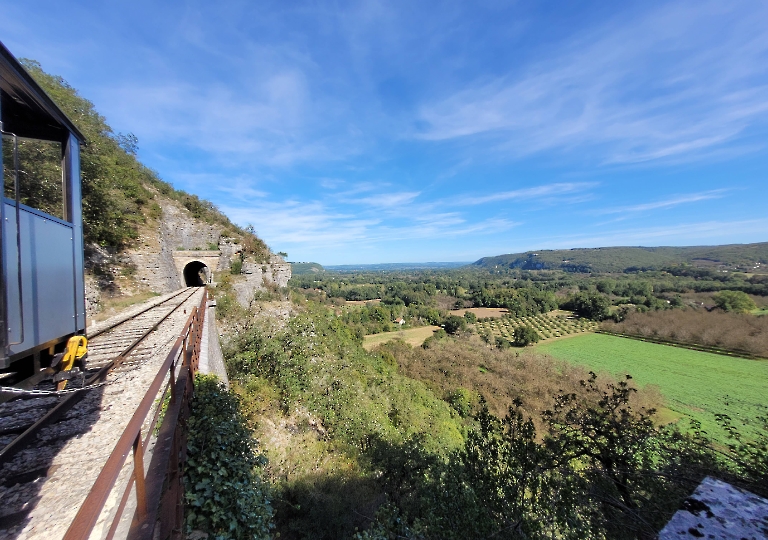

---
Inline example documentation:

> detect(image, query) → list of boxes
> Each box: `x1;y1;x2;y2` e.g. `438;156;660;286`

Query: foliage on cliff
19;59;267;256
184;374;273;539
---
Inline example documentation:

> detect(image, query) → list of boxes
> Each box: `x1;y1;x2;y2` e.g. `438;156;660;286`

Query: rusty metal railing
63;289;208;540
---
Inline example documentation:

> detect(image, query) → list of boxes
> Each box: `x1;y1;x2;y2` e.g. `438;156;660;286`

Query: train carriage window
2;135;65;220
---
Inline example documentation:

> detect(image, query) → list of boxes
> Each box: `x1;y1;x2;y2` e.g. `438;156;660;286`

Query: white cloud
536;219;768;250
454;182;597;206
415;2;768;164
595;190;729;215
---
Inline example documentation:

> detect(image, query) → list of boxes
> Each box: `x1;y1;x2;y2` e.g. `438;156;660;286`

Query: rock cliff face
232;255;292;308
84;198;290;316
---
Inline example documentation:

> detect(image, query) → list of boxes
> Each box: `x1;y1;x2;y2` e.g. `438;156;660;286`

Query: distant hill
473;243;768;273
325;261;471;272
290;262;325;275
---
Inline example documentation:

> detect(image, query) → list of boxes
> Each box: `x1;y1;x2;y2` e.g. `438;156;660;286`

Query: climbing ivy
184;374;273;539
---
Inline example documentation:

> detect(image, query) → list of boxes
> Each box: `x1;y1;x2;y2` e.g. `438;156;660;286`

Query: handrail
63;289;208;540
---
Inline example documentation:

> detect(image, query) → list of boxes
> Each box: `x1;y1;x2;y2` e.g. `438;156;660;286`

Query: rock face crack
659;477;768;540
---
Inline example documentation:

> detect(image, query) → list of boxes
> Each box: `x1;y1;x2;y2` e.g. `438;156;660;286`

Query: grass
89;291;161;324
363;326;440;350
537;333;768;445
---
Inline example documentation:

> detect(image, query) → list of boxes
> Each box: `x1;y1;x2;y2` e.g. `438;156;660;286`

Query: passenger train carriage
0;41;86;382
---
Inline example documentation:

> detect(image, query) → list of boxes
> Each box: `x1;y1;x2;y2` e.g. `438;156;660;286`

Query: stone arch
183;260;209;287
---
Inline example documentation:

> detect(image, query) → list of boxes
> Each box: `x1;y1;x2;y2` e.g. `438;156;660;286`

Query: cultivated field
363;325;440;350
475;311;599;342
538;334;768;444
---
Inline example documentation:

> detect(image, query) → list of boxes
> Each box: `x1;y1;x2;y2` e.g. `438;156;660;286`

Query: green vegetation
362;326;440;350
562;290;611;320
290;262;325;274
512;325;540;346
212;264;768;538
714;289;757;312
476;312;599;343
221;301;464;537
184;375;273;539
538;333;768;444
475;243;768;273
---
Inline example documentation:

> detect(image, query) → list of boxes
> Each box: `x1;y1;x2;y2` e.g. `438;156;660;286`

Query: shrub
230;259;243;275
184;375;273;539
448;387;475;417
714;290;757;313
513;326;540;346
443;315;467;334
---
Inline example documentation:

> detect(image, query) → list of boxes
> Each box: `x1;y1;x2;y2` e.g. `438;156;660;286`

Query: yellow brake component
56;335;88;390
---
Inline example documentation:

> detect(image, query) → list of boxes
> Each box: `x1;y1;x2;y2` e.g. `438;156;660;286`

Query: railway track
0;287;202;537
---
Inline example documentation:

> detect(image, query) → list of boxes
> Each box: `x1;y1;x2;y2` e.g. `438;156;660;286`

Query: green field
537;334;768;444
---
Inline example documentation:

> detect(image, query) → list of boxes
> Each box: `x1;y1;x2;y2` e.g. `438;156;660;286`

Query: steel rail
63;289;207;540
88;287;193;340
0;288;200;466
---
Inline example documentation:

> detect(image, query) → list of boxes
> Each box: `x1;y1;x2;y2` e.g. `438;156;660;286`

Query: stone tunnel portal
183;261;209;287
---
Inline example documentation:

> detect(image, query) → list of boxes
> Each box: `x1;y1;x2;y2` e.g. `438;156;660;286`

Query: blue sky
2;1;767;264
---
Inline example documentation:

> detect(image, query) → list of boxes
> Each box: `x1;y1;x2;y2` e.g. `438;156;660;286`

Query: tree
463;311;477;323
443;315;467;334
513;326;540;346
570;292;611;320
713;290;756;313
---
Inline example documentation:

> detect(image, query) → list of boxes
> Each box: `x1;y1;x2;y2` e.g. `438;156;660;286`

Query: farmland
362;325;440;350
475;311;599;342
538;333;768;444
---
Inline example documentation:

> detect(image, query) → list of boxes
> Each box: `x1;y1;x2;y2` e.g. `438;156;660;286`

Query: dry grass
89;290;160;324
602;310;768;356
376;338;662;436
449;307;509;318
363;326;440;350
344;299;381;306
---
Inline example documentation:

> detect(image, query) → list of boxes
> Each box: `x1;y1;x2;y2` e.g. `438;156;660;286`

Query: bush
184;375;273;539
443;315;467;334
447;387;475;417
513;325;540;346
714;290;757;313
463;311;477;323
230;259;243;275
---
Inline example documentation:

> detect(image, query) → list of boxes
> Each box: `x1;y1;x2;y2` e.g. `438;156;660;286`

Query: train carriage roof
0;40;85;143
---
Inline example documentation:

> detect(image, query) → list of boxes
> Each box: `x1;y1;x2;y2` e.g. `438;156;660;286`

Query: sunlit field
538;333;768;444
362;325;440;350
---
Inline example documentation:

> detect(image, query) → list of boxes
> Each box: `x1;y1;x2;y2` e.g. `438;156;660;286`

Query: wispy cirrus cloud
415;2;768;164
454;182;597;206
595;190;729;215
536;218;768;250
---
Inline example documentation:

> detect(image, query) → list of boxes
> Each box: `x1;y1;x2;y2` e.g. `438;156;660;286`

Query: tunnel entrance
183;261;209;286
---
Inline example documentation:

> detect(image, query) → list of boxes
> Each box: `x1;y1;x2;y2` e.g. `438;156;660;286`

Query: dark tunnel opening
183;261;209;287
